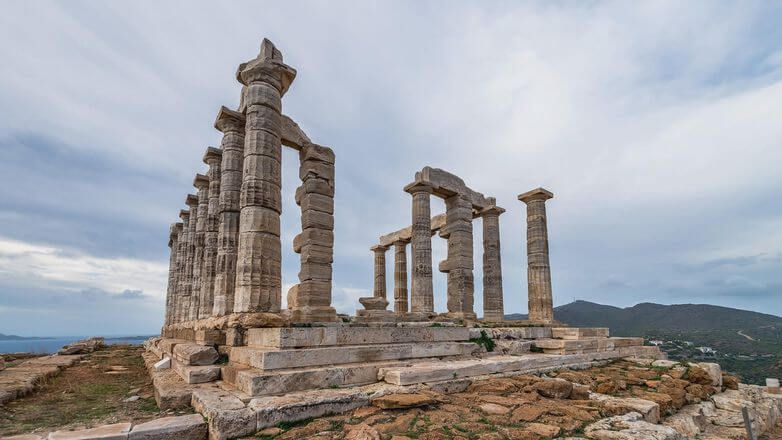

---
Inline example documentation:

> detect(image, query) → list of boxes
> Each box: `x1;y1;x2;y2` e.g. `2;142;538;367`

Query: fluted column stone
199;148;222;319
481;205;505;322
393;240;409;315
191;174;209;320
405;183;434;315
518;188;555;324
233;39;296;314
182;195;198;321
440;194;475;320
174;211;189;324
212;107;246;316
165;223;181;326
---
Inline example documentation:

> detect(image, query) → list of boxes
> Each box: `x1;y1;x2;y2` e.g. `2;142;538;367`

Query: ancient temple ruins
150;38;662;440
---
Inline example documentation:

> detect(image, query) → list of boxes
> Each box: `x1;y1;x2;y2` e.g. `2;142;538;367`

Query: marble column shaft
290;144;338;322
212;107;246;316
442;195;475;319
393;241;408;314
481;206;505;321
233;39;296;313
191;174;209;320
372;245;387;299
174;211;189;323
519;188;555;323
182;196;198;322
199;148;222;319
406;183;434;314
165;223;181;326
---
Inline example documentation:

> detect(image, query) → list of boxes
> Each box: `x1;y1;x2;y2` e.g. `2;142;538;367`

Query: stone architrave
518;188;555;323
440;194;476;320
191;174;210;321
182;195;199;322
393;240;409;314
212;107;246;316
481;205;505;321
174;211;189;324
199;148;222;319
405;183;434;315
233;39;296;314
165;223;181;326
289;143;338;322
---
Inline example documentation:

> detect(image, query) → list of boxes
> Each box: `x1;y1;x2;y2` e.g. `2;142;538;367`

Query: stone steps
230;341;478;371
551;327;609;339
245;326;470;348
532;337;644;355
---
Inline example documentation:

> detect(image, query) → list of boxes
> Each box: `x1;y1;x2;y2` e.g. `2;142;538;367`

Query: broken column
199;148;222;319
405;183;435;316
440;194;476;320
191;174;210;320
358;245;390;312
393;240;409;314
481;203;505;322
165;223;181;326
290;143;338;322
233;39;296;314
212;107;246;316
518;188;555;324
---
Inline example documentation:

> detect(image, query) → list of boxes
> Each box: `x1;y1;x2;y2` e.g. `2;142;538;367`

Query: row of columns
163;39;338;328
366;187;554;322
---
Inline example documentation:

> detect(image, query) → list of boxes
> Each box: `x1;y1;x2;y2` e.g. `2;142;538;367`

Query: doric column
199;148;222;319
372;245;388;300
183;195;199;322
405;183;434;315
481;204;505;322
440;194;475;320
212;107;246;316
393;240;409;315
518;188;555;323
289;144;338;322
174;211;189;324
191;174;209;320
165;223;181;326
233;39;296;314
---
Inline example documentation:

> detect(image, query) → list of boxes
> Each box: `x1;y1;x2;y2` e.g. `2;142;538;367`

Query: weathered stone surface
533;378;573;399
191;387;255;440
406;183;434;314
481;206;504;322
128;414;207;440
48;422;132;440
153;357;171;371
392;241;408;314
172;344;218;366
251;388;369;429
585;412;684;440
371;393;435;409
589;394;661;423
245;326;469;348
519;188;555;324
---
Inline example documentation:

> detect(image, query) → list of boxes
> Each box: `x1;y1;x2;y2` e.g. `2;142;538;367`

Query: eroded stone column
174;211;189;324
165;223;181;326
212;107;246;316
405;183;434;315
233;39;296;314
393;240;409;315
199;148;222;319
372;245;387;300
289;144;338;322
183;195;199;322
518;188;555;323
191;174;209;320
481;204;505;322
440;195;475;320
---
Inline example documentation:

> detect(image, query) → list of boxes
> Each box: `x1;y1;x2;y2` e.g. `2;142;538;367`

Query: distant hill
0;333;50;341
506;301;782;384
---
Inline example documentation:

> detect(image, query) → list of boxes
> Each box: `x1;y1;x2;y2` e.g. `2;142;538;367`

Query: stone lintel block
299;193;333;214
299;144;335;164
299;160;334;182
48;422;132;440
300;243;333;264
518;187;554;203
173;361;221;384
280;114;311;150
173;343;219;366
294;178;334;205
128;414;207;440
293;229;333;253
298;262;332;282
552;327;610;340
301;210;334;231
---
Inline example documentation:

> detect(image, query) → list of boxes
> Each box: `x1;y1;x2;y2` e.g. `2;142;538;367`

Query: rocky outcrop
57;337;104;355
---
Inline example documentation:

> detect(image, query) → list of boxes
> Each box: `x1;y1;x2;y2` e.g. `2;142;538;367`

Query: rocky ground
241;359;741;439
0;344;192;437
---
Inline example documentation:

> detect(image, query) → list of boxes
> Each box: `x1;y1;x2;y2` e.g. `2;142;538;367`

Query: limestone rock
479;403;510;415
173;344;218;366
524;423;561;438
533;378;572;399
695;362;722;387
585;412;685;440
48;422;132;439
685;365;713;386
371;393;435;409
128;414;207;440
345;423;381;440
722;373;739;390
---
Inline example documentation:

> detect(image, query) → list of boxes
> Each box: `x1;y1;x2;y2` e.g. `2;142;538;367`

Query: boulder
722;374;739;390
534;379;572;399
696;363;722;387
686;365;714;386
371;393;435;409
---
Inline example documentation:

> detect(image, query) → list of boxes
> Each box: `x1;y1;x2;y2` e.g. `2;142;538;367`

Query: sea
0;336;152;354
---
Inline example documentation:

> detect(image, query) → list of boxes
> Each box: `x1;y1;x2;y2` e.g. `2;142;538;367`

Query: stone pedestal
200;148;222;319
192;174;210;320
518;188;555;324
405;183;434;316
393;240;408;315
234;39;295;314
212;107;246;316
481;205;505;322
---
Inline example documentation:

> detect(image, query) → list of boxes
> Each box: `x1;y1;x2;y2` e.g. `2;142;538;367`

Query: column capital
370;244;389;253
185;194;198;207
404;182;434;195
393;239;410;247
193;173;209;189
179;209;190;221
518;187;554;203
480;205;506;217
203;146;222;164
214;106;246;133
238;39;297;94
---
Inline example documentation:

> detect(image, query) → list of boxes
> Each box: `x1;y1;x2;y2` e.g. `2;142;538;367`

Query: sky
0;1;780;337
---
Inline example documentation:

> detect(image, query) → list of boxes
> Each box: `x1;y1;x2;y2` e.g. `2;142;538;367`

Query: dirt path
738;330;756;341
0;344;179;437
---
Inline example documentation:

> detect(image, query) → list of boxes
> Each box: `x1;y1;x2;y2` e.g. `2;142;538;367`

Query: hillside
0;333;48;341
507;301;782;384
